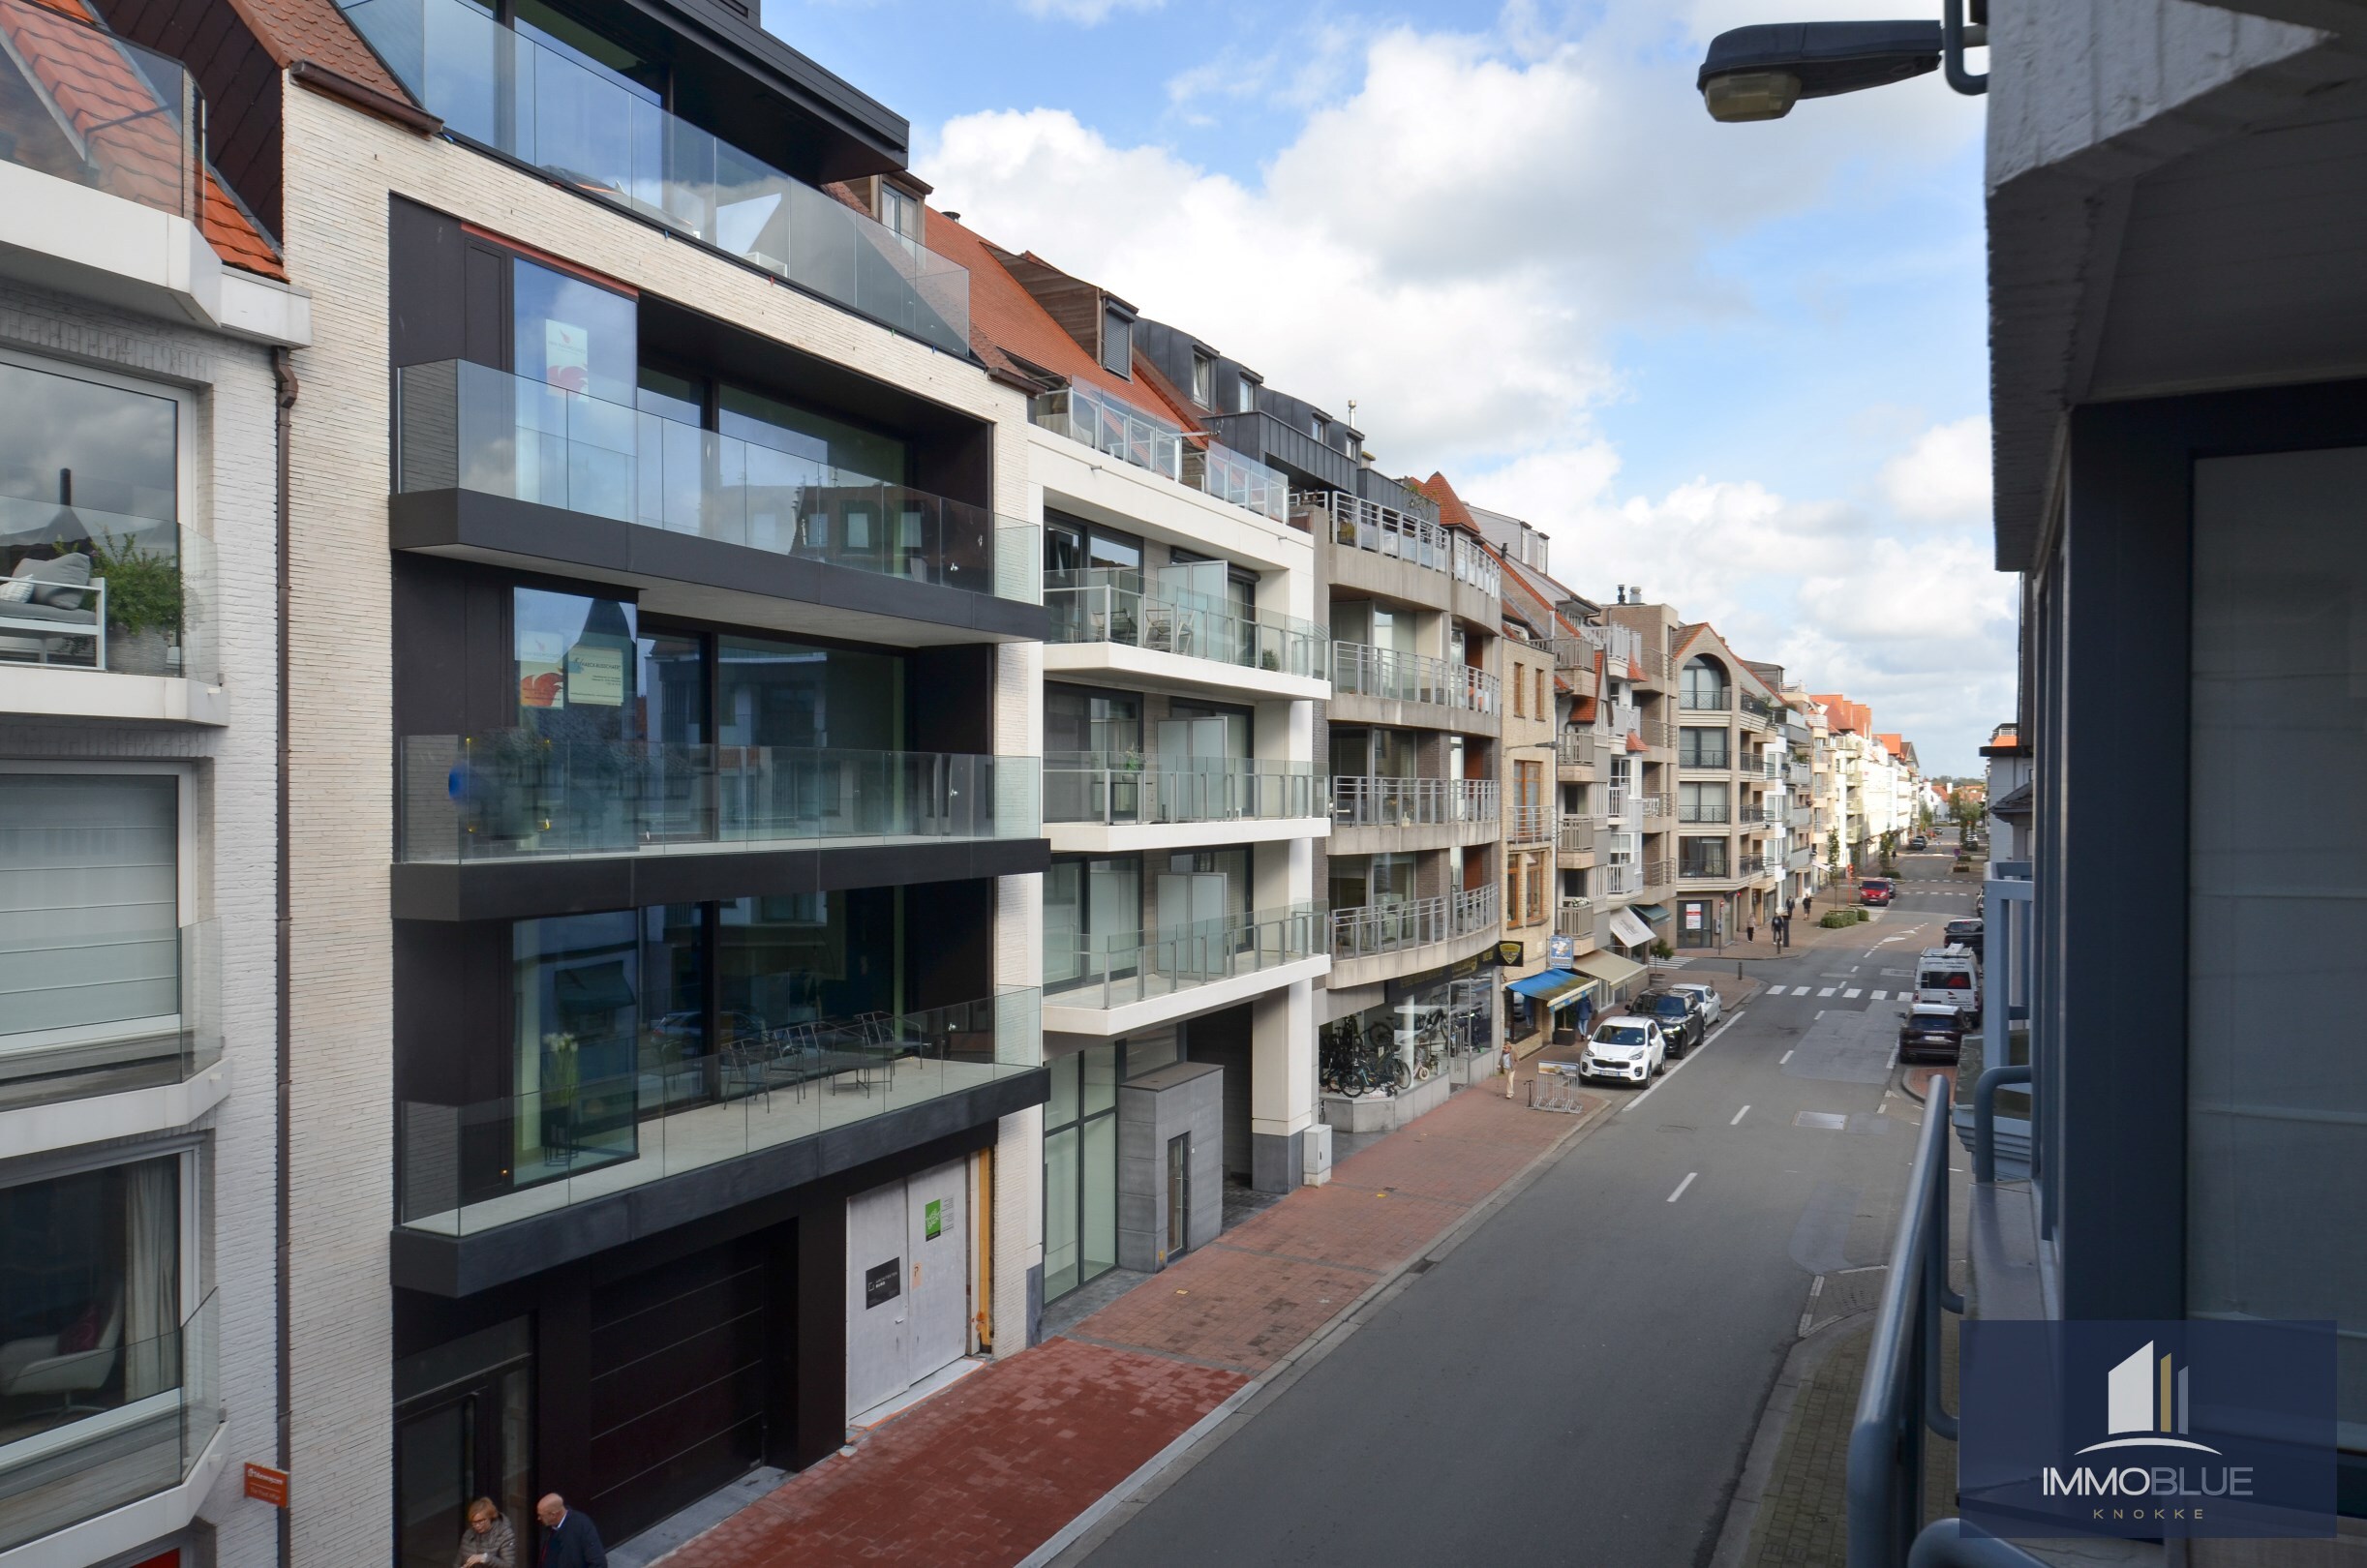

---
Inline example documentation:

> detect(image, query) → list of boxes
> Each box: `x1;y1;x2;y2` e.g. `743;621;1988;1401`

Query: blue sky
764;0;2006;773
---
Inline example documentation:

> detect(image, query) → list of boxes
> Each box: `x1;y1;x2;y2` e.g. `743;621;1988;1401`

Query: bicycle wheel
1390;1056;1412;1091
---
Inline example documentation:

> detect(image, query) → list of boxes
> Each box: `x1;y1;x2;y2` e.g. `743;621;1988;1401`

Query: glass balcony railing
1292;492;1502;600
1330;642;1499;713
397;989;1039;1235
0;1289;218;1554
1027;384;1289;523
1329;886;1498;961
335;0;968;352
1044;755;1320;825
1045;903;1324;1010
395;360;1039;604
1330;775;1498;829
0;498;219;682
397;735;1040;861
0;0;201;224
0;920;221;1114
1045;568;1327;678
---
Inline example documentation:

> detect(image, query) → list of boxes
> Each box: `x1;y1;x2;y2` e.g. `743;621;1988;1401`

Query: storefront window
0;1156;183;1461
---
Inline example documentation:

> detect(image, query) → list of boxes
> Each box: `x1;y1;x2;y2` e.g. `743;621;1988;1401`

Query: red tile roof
220;0;407;101
4;0;285;276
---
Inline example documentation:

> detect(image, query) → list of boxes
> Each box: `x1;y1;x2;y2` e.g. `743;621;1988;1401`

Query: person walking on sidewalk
536;1495;606;1568
1500;1042;1518;1099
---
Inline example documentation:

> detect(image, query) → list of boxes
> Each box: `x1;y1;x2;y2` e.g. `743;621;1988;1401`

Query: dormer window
1236;378;1259;414
1192;352;1214;407
1101;307;1132;377
880;184;922;244
1311;415;1329;444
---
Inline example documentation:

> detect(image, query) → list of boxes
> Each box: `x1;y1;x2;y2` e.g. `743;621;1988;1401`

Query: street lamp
1696;3;1986;123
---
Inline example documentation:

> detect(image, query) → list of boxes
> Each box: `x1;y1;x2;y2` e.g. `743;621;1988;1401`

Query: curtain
121;1158;179;1399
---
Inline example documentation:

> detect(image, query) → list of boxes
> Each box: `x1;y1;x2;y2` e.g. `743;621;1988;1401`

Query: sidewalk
653;1057;1619;1568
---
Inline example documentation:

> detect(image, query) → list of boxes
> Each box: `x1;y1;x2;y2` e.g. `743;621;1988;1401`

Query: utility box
1301;1122;1333;1187
1117;1061;1223;1273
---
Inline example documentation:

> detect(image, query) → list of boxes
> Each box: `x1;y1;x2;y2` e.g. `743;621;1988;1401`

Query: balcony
1606;700;1640;736
1555;896;1593;937
0;495;224;720
392;360;1041;636
1045;903;1325;1015
335;0;968;352
1046;568;1327;686
1549;620;1643;674
1643;856;1672;890
1558;817;1595;856
1738;692;1776;730
1556;730;1595;769
1331;775;1497;829
0;1290;221;1555
1329;886;1498;961
1599;863;1640;896
396;989;1041;1251
1504;804;1550;845
1292;492;1502;600
1028;385;1288;524
1678;802;1731;825
1678;859;1730;881
1679;687;1732;713
1678;751;1732;773
1;920;222;1129
1046;756;1320;828
1330;642;1499;715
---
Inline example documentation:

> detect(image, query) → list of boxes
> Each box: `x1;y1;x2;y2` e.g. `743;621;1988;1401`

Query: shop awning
1504;971;1597;1010
1608;908;1656;949
1571;950;1646;992
1631;903;1672;923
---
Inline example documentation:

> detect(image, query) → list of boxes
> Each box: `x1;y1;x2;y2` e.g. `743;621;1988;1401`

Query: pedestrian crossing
1764;985;1897;1000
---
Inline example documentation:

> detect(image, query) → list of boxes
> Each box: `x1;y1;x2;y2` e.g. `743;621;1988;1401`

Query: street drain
1406;1257;1437;1276
1795;1111;1848;1131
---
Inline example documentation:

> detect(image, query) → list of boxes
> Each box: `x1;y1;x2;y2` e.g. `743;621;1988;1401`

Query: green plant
1651;939;1673;959
1260;650;1280;672
87;531;184;637
1819;910;1853;928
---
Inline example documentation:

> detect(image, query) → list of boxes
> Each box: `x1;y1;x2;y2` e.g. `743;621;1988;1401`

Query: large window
1679;727;1729;769
1680;656;1729;709
0;772;181;1081
2189;448;2367;1445
1042;1045;1117;1301
1679;781;1728;824
1679;838;1728;878
0;1156;186;1459
1045;858;1143;991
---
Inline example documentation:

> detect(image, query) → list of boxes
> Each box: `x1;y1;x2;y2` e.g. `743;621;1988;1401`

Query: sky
764;0;2008;775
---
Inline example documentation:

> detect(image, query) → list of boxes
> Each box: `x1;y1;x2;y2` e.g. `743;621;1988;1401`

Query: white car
1581;1017;1667;1085
1667;981;1722;1027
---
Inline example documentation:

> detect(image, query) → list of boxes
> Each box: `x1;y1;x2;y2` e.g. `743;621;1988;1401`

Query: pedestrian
455;1498;514;1568
1804;893;1814;916
1500;1041;1518;1099
1788;897;1798;919
535;1494;606;1568
1746;920;1756;945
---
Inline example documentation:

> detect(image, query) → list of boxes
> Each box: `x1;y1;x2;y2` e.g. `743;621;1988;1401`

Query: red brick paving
654;1077;1611;1568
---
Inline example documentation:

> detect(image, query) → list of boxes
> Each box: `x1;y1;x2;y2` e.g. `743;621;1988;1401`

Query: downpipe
271;344;297;1568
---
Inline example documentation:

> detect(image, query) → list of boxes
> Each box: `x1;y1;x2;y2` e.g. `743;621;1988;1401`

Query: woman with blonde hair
455;1497;515;1568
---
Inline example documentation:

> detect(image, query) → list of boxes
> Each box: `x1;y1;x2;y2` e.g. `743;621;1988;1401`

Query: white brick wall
277;76;1044;1553
0;277;284;1565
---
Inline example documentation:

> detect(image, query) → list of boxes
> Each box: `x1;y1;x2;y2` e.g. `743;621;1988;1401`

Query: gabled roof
4;0;285;276
208;0;407;103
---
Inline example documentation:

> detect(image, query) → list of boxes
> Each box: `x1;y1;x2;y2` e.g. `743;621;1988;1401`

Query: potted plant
88;530;185;676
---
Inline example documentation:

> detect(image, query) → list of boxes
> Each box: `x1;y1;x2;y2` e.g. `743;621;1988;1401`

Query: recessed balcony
1294;492;1501;601
1043;568;1327;698
1328;776;1499;852
392;360;1043;644
336;0;969;352
0;920;224;1138
1043;903;1327;1032
1045;755;1323;853
1027;384;1289;524
1505;805;1550;845
1329;886;1498;963
1330;642;1500;720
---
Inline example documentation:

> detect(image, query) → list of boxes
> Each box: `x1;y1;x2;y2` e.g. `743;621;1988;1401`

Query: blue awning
1504;971;1597;1010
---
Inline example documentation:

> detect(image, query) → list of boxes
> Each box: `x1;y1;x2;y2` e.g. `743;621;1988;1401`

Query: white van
1916;946;1981;1022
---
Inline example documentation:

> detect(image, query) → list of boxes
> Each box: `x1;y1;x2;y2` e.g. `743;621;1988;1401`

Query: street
1076;855;1972;1568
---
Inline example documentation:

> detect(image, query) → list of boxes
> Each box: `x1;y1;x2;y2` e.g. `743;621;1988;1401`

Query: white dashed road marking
1731;1105;1750;1126
1817;987;1836;998
1667;1172;1698;1203
1870;990;1888;1000
1778;1049;1794;1065
1843;989;1863;999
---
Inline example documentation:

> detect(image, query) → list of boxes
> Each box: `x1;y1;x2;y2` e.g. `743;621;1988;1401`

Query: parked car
1897;1003;1966;1064
1667;981;1722;1027
1632;990;1702;1057
1860;876;1895;906
1908;835;1928;851
1944;917;1984;958
1581;1016;1667;1084
1915;946;1982;1022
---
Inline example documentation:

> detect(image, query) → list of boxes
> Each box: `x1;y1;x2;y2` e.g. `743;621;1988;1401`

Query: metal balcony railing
398;736;1040;860
1331;642;1500;714
338;0;969;352
1679;750;1733;771
1607;700;1641;736
1293;492;1501;599
1047;904;1324;1010
1045;757;1320;825
399;990;1042;1234
1556;729;1595;769
1679;687;1732;711
1047;568;1327;677
1679;802;1730;825
1599;863;1639;895
1644;857;1672;890
1555;896;1593;936
1678;859;1730;880
1328;886;1498;961
1558;817;1595;855
1504;804;1550;844
1330;775;1498;829
395;361;1039;604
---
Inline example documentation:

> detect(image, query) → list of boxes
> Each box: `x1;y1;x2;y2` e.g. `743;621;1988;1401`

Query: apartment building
1663;623;1782;947
46;0;1063;1555
0;0;311;1559
1812;693;1882;868
943;239;1328;1298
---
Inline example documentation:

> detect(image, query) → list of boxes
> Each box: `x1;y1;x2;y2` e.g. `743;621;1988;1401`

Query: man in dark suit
535;1493;607;1568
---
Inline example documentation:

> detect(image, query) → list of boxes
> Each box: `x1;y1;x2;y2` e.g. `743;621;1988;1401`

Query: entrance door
904;1160;967;1385
395;1366;532;1568
846;1163;972;1419
1165;1135;1188;1257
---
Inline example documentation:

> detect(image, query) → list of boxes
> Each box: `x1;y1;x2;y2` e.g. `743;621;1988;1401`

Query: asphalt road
1075;870;1968;1568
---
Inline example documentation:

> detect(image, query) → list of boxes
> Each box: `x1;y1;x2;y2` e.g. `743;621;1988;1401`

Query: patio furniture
0;557;106;667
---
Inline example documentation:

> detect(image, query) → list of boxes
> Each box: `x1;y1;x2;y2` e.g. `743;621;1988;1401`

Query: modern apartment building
945;237;1329;1299
0;0;310;1560
1663;622;1782;947
58;0;1063;1556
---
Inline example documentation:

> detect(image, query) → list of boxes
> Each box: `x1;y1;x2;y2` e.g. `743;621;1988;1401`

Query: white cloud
1015;0;1161;21
1879;415;1991;521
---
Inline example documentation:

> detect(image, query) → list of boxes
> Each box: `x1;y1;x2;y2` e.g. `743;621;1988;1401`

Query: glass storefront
1043;1032;1181;1302
1320;972;1492;1097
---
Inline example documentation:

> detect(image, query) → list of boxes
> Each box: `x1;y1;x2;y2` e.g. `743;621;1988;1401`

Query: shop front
1676;896;1726;950
1319;965;1495;1132
1504;967;1600;1045
1041;1029;1185;1307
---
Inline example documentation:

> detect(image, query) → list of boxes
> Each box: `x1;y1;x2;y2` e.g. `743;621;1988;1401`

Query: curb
1705;1307;1878;1568
1022;1089;1621;1568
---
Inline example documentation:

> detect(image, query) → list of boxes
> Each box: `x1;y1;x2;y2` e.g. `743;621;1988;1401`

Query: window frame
0;346;195;535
